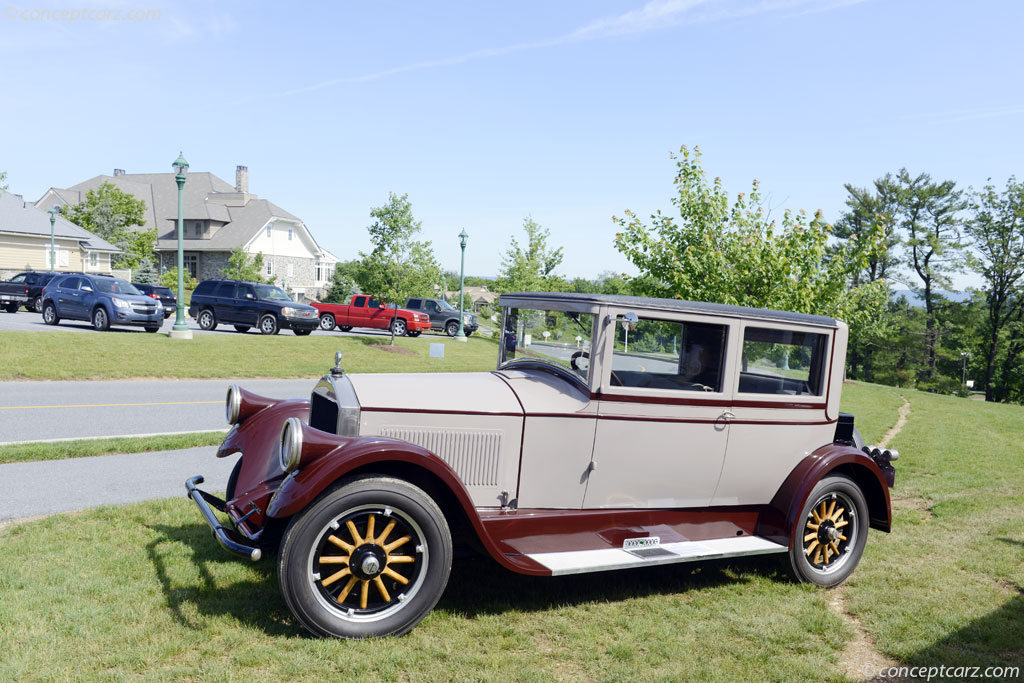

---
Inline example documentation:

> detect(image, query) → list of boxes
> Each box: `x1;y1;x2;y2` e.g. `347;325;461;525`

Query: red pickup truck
313;295;431;336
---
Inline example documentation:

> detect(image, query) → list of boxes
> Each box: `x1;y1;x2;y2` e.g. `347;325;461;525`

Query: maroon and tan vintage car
186;292;897;639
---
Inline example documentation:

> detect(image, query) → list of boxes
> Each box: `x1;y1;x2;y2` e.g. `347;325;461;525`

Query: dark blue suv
41;274;164;332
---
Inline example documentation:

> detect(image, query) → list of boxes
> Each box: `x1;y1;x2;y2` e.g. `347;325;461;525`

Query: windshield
499;307;594;382
438;299;455;311
94;278;141;295
255;285;292;302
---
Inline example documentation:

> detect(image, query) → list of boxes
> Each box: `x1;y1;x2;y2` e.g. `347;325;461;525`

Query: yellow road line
0;400;222;410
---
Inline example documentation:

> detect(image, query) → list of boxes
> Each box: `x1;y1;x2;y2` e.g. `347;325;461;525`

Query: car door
213;282;238;323
366;297;390;328
59;277;86;319
583;310;738;509
235;284;259;325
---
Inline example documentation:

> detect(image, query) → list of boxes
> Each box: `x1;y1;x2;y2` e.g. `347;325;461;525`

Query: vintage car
186;292;896;639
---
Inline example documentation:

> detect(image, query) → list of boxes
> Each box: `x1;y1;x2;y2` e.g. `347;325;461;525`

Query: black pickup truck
0;273;33;312
1;271;71;312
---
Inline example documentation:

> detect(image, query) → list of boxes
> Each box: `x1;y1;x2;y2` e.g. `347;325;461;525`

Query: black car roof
499;292;839;327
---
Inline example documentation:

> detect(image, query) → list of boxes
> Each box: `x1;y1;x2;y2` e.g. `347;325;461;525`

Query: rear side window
407;299;421;309
10;273;27;284
215;282;237;298
193;280;216;297
609;317;728;393
352;296;366;307
739;327;828;396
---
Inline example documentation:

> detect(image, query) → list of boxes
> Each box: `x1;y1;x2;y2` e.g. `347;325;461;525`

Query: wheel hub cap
803;495;852;569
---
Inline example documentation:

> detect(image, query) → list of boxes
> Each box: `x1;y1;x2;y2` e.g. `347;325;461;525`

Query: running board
526;536;787;576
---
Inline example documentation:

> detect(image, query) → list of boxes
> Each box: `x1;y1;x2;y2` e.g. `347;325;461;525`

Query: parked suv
133;283;177;319
41;274;164;332
189;279;320;335
405;296;479;336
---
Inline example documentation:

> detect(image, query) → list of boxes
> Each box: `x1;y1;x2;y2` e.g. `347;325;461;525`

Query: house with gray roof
0;190;119;277
37;166;338;301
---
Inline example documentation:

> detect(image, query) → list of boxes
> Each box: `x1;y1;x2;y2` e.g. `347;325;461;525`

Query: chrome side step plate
527;536;787;576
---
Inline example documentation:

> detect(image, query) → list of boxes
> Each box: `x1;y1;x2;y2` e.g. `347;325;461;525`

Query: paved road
0;378;314;444
0;446;231;522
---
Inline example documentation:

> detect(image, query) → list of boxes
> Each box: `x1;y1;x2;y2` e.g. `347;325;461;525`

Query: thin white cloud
263;0;865;100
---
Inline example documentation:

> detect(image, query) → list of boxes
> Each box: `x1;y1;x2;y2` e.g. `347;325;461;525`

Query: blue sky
2;0;1021;286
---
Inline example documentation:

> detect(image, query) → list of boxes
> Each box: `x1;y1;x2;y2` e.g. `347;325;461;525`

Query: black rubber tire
31;296;42;313
390;318;407;336
3;302;18;313
319;314;336;331
233;325;251;333
277;476;452;639
42;302;60;326
465;330;473;337
259;314;279;335
786;475;868;588
407;331;421;337
338;326;353;332
197;308;217;331
294;329;313;336
92;306;110;332
445;321;459;337
225;457;242;501
145;326;159;333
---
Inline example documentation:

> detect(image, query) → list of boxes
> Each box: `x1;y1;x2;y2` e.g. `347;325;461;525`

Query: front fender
756;443;892;548
219;398;310;496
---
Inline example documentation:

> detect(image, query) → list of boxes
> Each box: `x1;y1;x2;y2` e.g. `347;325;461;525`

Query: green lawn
0;382;1020;680
0;431;226;465
0;331;499;380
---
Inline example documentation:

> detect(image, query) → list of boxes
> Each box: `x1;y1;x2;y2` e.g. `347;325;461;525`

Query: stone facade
266;254;326;302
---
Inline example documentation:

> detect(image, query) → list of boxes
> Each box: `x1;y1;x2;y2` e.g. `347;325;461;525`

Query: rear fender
756;443;892;548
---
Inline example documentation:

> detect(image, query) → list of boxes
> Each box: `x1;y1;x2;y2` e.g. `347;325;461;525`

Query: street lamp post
455;229;468;342
47;205;60;270
169;152;193;340
961;351;971;386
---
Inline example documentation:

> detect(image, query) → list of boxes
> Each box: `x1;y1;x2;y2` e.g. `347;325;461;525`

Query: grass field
0;331;499;380
0;431;226;465
0;382;1020;680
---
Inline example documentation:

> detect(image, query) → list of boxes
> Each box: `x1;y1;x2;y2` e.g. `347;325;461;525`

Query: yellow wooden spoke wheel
787;475;868;588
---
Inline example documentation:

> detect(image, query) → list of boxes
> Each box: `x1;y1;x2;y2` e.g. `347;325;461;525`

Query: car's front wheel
42;302;60;326
319;314;336;331
786;475;868;587
259;314;279;335
390;318;407;336
407;331;421;337
294;329;313;336
144;326;160;333
277;476;452;639
92;307;110;332
197;308;217;331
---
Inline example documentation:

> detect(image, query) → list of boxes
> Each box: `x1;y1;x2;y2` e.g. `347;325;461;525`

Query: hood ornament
331;350;344;376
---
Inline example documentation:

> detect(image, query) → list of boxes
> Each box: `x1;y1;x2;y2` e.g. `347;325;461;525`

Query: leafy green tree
0;171;7;191
964;178;1024;400
63;182;155;270
322;263;359;303
160;267;197;291
133;258;159;285
356;193;442;343
496;217;565;293
834;177;902;284
613;146;888;332
219;247;266;283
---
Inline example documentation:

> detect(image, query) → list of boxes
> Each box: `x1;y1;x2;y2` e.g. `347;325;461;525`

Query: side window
352;296;366;307
61;277;82;291
739;327;827;396
368;298;382;309
10;274;27;284
215;282;236;298
237;284;255;300
609;317;728;392
433;302;442;312
407;299;421;309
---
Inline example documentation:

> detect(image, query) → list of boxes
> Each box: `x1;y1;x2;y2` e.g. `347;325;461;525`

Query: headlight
464;315;472;323
279;417;304;472
226;384;242;425
112;297;131;310
281;307;298;317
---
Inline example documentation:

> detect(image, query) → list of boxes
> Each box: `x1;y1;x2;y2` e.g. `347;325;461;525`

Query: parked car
1;270;77;313
41;274;164;332
0;276;29;313
313;295;431;336
133;283;177;319
189;279;320;335
186;292;894;639
404;297;479;336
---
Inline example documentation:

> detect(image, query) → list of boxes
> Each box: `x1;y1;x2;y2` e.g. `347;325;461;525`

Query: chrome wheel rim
200;311;212;328
261;317;275;333
320;315;334;330
94;309;106;328
43;306;54;323
394;321;406;335
306;504;427;623
803;491;858;575
33;298;42;313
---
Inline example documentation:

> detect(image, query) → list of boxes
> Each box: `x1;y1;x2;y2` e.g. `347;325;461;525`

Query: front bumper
185;475;263;561
280;314;320;331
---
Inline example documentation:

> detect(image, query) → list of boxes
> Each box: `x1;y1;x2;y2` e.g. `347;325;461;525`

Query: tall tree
893;170;966;379
965;177;1024;400
133;258;159;285
496;217;565;293
220;247;267;283
0;171;7;191
322;262;360;303
833;177;901;283
356;193;442;343
613;146;887;330
63;182;155;270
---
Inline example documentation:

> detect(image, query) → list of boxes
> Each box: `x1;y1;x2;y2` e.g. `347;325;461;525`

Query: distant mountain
892;289;974;307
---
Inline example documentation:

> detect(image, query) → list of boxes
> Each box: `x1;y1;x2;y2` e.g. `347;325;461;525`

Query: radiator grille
379;426;502;487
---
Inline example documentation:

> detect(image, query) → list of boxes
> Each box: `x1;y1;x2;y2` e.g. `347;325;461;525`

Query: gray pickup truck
0;275;30;313
404;296;479;336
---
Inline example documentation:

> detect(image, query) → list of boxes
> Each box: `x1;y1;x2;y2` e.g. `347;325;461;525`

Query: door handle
719;411;736;421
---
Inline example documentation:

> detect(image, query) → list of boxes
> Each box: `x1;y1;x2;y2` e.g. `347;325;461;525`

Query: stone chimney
113;169;125;176
235;165;248;193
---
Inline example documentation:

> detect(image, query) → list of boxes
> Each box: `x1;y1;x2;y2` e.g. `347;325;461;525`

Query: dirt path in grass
831;392;910;682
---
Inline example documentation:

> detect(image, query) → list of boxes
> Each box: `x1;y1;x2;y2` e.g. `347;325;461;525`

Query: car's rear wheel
259;314;279;335
198;308;217;331
294;329;313;336
319;314;336;331
277;476;452;639
445;321;459;337
390;318;407;336
92;307;110;332
786;475;868;587
31;296;42;313
42;302;59;326
233;325;250;333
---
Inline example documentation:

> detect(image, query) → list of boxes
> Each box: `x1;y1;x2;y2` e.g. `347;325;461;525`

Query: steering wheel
570;350;590;373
